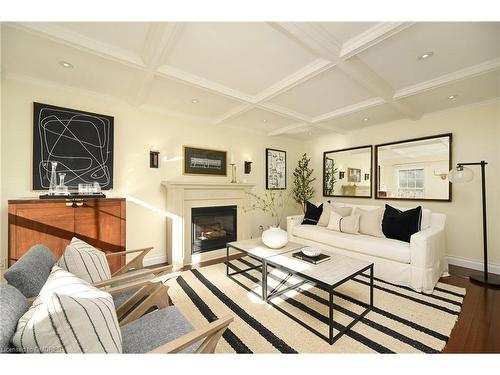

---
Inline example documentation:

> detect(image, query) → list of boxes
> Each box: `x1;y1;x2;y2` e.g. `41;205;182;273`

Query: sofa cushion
293;224;410;263
0;285;29;353
382;205;422;243
302;201;323;225
121;306;200;353
12;265;122;353
4;244;57;298
57;237;112;284
354;207;385;238
327;212;360;235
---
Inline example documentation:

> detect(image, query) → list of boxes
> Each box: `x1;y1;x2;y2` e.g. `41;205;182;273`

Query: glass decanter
48;161;58;195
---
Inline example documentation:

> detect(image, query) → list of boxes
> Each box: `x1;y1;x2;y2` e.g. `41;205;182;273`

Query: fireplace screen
191;205;237;254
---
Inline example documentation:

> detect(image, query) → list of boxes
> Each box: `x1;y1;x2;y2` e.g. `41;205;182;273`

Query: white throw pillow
12;265;122;353
354;207;385;238
327;211;360;235
58;237;112;283
318;203;353;226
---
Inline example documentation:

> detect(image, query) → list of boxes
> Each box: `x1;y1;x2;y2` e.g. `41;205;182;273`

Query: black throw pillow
382;204;422;243
302;201;323;225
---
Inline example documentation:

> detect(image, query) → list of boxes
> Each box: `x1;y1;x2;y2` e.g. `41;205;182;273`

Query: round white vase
262;226;289;249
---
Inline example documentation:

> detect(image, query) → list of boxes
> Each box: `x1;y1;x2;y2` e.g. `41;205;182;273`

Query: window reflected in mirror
375;134;452;201
323;146;372;198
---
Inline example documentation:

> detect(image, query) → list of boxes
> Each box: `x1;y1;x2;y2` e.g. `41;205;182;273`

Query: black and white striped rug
166;257;465;353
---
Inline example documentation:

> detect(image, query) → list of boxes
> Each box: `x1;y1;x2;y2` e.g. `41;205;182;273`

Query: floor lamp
449;161;500;287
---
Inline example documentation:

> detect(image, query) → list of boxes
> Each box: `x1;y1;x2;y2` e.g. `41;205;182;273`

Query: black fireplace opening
191;205;237;254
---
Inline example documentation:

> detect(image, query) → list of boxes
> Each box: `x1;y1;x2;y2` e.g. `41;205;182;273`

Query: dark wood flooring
441;265;500;353
159;257;500;353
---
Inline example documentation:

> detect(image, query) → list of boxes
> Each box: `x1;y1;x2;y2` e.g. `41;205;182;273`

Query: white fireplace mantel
161;180;256;267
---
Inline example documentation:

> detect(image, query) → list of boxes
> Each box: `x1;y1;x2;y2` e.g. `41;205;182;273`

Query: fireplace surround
162;181;255;267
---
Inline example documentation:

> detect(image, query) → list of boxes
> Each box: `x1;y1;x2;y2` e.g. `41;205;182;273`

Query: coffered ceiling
2;22;499;139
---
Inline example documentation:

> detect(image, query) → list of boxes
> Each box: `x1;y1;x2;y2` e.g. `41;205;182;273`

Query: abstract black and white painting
33;102;114;190
266;148;286;190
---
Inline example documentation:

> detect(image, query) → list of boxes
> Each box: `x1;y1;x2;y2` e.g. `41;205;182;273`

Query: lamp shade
449;165;474;183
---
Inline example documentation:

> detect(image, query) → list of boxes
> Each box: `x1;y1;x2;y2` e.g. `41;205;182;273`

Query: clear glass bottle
57;173;69;195
48;161;58;195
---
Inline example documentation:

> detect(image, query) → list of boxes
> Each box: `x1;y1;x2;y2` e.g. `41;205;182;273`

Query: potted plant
292;153;316;213
245;190;290;249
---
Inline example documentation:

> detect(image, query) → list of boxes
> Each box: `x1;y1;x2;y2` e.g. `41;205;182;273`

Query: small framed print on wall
183;146;227;176
266;148;286;190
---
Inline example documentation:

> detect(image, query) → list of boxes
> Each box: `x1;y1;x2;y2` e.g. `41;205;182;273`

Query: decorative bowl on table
301;247;321;257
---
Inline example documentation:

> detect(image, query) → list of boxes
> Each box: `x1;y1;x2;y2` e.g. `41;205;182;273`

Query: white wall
0;78;304;265
305;101;500;269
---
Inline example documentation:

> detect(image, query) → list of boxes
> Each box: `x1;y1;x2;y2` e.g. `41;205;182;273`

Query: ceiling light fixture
418;51;434;60
363;117;369;122
59;61;74;69
448;94;458;100
262;119;268;123
191;99;199;104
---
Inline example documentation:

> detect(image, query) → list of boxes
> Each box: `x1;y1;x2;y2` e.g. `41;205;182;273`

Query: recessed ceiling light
418;52;434;60
59;61;73;69
262;119;268;123
191;99;199;104
363;117;369;122
448;94;458;100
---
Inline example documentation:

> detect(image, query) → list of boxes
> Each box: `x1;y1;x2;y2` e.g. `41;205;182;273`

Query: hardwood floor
158;257;500;353
441;265;500;353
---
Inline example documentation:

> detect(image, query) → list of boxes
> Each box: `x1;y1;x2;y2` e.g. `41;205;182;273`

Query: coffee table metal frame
262;257;374;345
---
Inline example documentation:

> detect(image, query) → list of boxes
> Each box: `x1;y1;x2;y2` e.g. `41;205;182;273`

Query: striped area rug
165;257;466;353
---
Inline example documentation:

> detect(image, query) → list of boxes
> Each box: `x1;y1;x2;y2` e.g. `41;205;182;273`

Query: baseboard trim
447;256;500;275
143;255;168;267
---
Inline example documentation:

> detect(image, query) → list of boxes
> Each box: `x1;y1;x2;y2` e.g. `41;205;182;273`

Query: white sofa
287;202;449;294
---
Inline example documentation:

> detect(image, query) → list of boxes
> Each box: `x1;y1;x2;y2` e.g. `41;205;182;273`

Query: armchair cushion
57;237;112;284
12;265;122;353
0;285;29;353
4;244;57;298
121;306;200;353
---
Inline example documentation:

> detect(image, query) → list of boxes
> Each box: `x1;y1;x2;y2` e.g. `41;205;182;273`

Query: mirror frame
374;133;453;202
323;145;373;199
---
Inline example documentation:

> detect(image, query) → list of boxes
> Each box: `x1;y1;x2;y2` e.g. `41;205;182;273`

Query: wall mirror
323;146;372;198
375;133;452;201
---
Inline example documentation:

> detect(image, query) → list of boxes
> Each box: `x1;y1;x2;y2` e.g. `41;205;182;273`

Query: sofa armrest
287;215;304;234
410;227;446;269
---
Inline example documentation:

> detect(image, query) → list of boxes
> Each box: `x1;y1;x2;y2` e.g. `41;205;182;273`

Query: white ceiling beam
268;122;309;136
12;22;145;68
129;23;183;106
394;58;500;99
212;104;254;125
253;58;334;102
337;57;421;120
312;97;385;123
340;22;415;59
156;65;254;103
269;22;343;61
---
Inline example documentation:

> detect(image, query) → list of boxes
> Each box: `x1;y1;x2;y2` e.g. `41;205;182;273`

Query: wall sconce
364;173;370;181
150;147;160;168
339;171;345;179
244;161;253;174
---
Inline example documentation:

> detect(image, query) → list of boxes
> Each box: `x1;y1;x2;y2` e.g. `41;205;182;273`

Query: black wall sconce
150;147;160;168
244;161;253;174
339;171;345;179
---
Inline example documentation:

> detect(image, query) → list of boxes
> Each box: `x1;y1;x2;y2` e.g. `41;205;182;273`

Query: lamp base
469;274;500;288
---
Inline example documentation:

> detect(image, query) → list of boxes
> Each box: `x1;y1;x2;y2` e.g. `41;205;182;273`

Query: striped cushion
57;237;112;284
12;266;122;353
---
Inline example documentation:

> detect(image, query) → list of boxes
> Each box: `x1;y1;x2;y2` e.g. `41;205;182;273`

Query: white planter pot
262;226;289;249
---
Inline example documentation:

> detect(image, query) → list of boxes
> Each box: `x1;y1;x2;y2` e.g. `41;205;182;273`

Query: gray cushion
4;245;57;298
121;306;200;353
0;285;29;353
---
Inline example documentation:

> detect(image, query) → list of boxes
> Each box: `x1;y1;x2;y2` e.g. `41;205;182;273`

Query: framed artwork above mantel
183;146;228;176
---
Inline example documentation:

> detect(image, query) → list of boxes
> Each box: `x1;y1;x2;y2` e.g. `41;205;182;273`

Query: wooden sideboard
8;198;126;273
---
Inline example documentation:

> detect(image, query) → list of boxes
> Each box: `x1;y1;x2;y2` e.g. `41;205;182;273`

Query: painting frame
32;102;114;190
183;146;228;176
347;168;362;183
266;148;287;190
